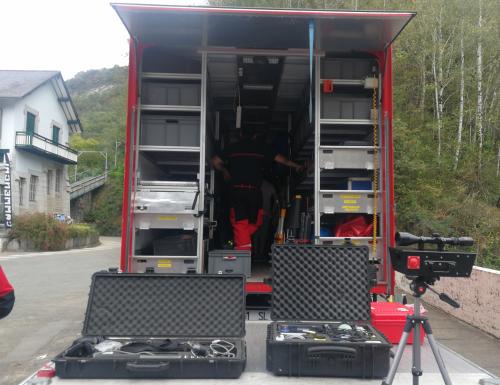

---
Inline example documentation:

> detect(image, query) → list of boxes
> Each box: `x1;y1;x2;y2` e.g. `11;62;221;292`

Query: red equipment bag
334;215;373;237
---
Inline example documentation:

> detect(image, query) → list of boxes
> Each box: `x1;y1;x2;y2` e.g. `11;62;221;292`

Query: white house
0;70;82;228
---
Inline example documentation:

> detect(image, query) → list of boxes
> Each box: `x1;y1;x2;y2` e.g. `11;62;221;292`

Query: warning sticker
340;194;361;199
158;216;177;221
157;259;172;268
342;205;360;212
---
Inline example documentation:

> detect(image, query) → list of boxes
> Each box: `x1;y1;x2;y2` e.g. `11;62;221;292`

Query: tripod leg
381;318;413;385
412;318;422;385
424;320;453;385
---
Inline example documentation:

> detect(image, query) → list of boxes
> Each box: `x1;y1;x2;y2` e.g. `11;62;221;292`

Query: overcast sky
0;0;205;80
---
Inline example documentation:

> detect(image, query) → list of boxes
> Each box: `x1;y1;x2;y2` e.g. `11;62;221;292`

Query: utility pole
115;140;121;169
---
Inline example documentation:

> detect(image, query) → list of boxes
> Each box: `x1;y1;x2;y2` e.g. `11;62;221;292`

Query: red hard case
370;302;425;345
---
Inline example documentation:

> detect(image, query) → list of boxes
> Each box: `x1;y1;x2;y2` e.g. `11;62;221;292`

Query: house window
52;125;61;144
26;111;36;136
29;175;38;202
19;178;26;206
47;170;53;194
55;169;62;193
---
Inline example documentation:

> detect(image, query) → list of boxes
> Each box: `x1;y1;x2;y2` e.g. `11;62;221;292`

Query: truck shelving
115;4;417;301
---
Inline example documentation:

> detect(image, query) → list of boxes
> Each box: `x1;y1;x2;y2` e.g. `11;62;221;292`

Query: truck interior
114;4;415;302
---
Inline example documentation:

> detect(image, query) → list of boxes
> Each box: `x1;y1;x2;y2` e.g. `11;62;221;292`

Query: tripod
382;277;460;385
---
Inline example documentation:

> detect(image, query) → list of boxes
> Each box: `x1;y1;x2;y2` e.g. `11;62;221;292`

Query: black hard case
266;245;391;379
54;273;246;379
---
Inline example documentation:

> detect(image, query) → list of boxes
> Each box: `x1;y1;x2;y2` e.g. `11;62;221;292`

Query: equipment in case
54;273;246;379
266;244;391;379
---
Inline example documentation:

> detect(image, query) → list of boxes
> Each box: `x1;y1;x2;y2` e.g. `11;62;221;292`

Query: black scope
396;232;474;248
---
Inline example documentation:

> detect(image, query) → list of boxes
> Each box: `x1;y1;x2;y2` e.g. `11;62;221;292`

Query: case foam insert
83;273;245;338
271;245;371;321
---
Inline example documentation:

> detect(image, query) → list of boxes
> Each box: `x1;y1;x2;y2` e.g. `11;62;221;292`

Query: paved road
0;237;121;385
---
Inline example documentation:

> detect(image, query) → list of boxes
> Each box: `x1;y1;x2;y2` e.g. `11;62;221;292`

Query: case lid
271;245;371;321
83;273;245;338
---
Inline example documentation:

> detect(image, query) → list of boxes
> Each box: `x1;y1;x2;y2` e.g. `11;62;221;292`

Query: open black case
54;273;246;379
266;245;391;378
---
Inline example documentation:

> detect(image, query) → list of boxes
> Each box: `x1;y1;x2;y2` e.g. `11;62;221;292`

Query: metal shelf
142;72;202;80
141;104;201;112
133;255;198;259
320;118;373;125
320;78;365;86
138;145;200;152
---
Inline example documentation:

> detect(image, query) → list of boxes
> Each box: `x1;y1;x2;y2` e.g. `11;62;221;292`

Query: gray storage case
208;250;251;277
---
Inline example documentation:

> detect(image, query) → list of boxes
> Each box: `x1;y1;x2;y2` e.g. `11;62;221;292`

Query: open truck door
113;4;415;302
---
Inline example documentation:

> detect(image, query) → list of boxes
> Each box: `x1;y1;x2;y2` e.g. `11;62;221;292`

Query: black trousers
230;187;263;224
0;291;15;319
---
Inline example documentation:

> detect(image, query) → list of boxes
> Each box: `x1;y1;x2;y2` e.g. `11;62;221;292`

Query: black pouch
54;273;246;379
266;245;391;379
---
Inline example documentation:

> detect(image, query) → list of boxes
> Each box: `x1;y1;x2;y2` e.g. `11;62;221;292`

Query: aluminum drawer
319;146;375;170
141;81;200;106
134;188;199;229
140;115;200;147
132;255;198;274
319;190;380;214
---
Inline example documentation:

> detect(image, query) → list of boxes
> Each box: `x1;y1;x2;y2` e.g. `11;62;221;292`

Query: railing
69;172;107;200
15;132;78;163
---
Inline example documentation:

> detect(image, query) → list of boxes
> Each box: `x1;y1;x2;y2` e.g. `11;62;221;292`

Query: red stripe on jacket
0;266;13;297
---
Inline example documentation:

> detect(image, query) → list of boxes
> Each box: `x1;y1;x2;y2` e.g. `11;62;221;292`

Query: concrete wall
396;266;500;338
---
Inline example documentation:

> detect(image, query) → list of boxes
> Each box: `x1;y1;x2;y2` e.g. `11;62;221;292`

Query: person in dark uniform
211;127;302;250
0;266;14;319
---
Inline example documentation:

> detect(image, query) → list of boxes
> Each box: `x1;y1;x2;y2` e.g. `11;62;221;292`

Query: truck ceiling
112;4;415;52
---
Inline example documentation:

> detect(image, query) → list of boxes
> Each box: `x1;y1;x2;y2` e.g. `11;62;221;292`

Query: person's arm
274;154;304;172
211;155;231;181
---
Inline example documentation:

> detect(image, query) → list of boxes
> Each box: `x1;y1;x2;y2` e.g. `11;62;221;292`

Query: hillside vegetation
67;0;499;268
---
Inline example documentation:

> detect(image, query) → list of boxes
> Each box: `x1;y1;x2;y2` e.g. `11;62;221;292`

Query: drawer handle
223;256;237;261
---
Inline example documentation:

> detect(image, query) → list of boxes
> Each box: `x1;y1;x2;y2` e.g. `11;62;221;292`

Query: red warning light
407;256;421;270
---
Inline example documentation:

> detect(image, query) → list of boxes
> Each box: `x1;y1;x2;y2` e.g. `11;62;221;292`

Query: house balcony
15;132;78;164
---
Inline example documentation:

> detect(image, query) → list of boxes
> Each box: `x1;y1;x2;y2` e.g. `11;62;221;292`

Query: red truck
115;4;415;307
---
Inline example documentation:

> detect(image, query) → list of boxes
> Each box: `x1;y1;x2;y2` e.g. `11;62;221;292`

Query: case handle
306;346;357;358
126;362;170;373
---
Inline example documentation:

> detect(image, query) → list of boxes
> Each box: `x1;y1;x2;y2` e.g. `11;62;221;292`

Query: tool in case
266;244;391;378
54;273;246;379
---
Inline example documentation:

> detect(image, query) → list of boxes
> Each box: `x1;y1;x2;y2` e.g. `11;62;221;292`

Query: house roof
0;70;59;98
0;70;82;133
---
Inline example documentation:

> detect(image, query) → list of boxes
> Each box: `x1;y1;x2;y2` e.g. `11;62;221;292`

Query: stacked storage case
266;244;391;378
54;273;246;379
132;47;208;273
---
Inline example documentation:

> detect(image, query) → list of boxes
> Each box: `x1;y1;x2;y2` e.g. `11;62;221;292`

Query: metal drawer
132;255;198;274
319;190;380;214
319;146;375;170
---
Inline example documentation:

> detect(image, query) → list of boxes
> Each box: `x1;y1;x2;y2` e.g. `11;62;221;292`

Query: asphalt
0;237;121;385
0;238;498;385
396;289;500;377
